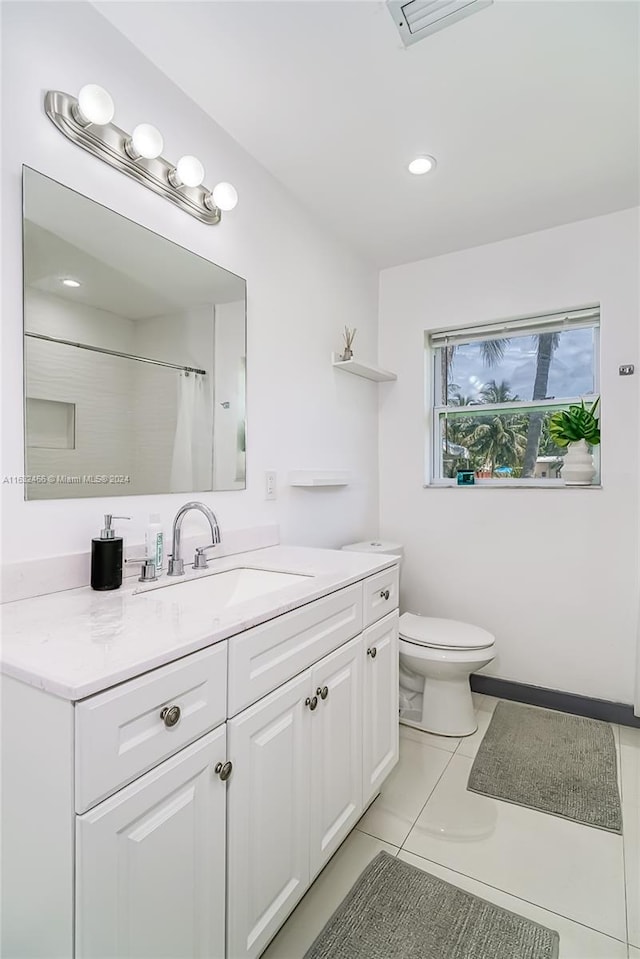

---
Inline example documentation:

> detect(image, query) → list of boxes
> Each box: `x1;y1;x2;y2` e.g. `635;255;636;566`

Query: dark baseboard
470;674;640;729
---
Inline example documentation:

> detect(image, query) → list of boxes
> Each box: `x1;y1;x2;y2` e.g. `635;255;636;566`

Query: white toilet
398;614;495;736
342;540;496;737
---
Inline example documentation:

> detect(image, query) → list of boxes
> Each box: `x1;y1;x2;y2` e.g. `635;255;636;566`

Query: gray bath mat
468;701;622;833
304;852;559;959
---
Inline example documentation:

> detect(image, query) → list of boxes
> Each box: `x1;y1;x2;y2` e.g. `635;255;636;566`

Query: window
429;307;600;485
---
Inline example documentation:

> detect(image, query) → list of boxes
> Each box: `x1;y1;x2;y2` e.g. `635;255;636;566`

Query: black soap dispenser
91;514;130;591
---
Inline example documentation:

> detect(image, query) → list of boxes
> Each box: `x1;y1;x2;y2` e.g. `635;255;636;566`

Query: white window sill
425;482;602;490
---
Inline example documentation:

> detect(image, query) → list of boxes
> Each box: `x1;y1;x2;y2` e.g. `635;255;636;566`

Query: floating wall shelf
331;353;397;382
289;470;351;487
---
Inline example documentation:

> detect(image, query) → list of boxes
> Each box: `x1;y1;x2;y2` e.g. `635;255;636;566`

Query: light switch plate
265;471;277;500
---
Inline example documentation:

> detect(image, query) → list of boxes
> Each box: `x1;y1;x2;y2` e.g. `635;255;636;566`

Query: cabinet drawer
228;583;362;716
75;642;227;813
362;566;399;627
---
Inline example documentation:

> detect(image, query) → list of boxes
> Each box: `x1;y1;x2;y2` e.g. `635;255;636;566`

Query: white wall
379;209;640;704
0;1;379;562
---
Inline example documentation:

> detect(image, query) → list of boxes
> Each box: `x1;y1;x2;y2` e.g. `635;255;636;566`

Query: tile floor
263;694;640;959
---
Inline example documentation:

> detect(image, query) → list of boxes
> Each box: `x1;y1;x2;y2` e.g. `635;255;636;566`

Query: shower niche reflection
22;167;246;500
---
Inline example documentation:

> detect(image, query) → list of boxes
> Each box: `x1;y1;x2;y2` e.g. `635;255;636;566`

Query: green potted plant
548;397;600;485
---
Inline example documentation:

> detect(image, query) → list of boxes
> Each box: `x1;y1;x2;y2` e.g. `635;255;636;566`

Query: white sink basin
135;567;311;606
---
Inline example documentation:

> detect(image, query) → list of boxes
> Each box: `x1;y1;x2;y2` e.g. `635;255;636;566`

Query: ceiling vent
387;0;493;47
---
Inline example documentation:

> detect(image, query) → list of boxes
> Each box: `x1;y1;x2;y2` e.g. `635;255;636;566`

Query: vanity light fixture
61;278;81;288
125;123;164;161
207;181;239;212
168;155;205;189
73;84;115;127
45;85;238;225
408;155;437;175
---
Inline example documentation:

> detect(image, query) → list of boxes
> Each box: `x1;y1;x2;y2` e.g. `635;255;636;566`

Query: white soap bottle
145;513;164;573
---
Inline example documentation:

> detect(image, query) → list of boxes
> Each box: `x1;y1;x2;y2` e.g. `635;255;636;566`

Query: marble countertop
0;546;397;701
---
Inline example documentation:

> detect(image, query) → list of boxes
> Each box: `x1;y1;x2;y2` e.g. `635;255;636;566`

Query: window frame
426;310;601;488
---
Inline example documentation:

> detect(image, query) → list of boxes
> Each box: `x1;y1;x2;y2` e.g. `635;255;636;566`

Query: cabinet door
309;635;363;879
76;725;227;959
362;610;399;806
227;672;311;959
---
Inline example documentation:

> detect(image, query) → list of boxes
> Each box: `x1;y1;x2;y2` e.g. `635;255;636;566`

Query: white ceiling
96;1;639;268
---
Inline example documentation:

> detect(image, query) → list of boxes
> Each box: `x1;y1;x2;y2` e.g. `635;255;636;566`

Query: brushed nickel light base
44;90;222;225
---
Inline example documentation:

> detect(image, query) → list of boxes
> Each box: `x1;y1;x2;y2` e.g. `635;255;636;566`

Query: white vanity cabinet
0;560;399;959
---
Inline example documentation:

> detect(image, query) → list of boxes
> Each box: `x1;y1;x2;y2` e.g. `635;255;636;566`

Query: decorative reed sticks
341;326;357;361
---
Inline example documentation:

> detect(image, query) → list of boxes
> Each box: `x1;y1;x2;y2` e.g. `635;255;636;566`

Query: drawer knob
305;696;318;711
316;686;329;700
380;589;390;601
367;647;377;659
160;705;181;728
215;761;233;781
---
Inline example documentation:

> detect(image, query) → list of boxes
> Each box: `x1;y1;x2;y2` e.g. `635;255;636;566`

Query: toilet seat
399;613;494;651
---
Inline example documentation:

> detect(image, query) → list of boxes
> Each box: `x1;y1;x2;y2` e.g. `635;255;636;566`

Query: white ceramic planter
560;438;596;486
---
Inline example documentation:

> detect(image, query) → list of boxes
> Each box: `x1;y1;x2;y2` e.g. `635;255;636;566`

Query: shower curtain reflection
170;373;212;492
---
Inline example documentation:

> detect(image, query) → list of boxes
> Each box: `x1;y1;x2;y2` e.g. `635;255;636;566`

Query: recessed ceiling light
62;278;81;288
408;155;437;176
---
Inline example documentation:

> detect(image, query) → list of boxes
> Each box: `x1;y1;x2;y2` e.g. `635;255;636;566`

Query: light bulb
75;84;115;126
170;155;205;189
126;123;164;160
408;155;436;175
210;182;238;212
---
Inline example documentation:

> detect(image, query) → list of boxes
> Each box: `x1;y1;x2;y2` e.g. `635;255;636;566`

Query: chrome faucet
167;502;221;577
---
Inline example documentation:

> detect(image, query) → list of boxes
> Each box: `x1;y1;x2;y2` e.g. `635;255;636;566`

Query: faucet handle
193;544;219;570
125;557;157;583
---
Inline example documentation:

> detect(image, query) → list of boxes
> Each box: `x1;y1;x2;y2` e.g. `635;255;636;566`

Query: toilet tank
341;540;404;564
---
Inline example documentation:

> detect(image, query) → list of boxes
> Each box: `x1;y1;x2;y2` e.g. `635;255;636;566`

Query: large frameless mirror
22;167;246;500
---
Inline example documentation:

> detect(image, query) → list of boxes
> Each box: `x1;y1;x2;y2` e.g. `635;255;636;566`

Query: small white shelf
331;353;397;382
289;470;351;487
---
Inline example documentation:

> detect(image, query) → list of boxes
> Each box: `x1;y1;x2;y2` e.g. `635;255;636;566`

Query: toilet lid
342;540;403;556
399;613;495;650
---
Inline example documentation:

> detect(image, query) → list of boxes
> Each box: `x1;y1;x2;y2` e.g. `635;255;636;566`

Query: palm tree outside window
429;307;600;485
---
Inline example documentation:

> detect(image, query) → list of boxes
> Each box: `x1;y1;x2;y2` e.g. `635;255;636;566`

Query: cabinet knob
367;647;377;659
160;704;181;728
380;589;390;601
215;761;233;781
316;686;329;700
305;696;318;711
